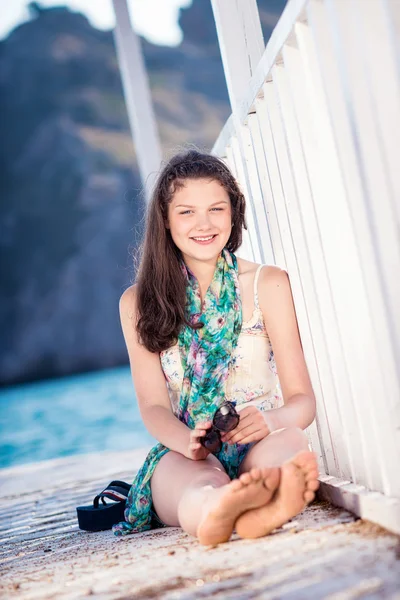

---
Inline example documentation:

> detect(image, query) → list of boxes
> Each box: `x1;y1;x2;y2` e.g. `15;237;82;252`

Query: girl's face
166;178;232;265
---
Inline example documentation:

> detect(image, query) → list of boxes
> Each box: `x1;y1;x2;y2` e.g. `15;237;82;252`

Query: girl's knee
191;467;230;489
267;426;308;450
282;426;309;451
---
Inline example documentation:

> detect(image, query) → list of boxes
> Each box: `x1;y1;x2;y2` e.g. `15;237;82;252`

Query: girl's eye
179;207;223;215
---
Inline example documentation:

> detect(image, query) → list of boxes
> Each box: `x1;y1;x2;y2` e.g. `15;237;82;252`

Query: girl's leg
238;427;310;472
235;427;320;539
151;450;280;545
151;451;229;528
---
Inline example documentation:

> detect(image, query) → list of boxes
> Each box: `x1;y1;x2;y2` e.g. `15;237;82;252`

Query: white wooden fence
211;0;400;534
113;0;400;534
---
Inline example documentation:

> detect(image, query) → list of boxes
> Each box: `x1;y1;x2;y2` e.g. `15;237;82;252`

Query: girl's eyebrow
174;200;229;209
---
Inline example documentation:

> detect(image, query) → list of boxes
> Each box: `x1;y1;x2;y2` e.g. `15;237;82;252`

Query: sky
0;0;193;46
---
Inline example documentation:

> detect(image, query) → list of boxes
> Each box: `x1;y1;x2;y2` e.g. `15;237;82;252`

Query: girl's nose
195;212;212;229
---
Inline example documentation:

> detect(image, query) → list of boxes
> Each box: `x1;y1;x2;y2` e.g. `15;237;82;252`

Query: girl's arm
119;285;191;456
258;267;316;432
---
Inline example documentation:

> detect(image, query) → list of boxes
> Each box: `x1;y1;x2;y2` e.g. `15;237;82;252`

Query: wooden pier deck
1;449;399;599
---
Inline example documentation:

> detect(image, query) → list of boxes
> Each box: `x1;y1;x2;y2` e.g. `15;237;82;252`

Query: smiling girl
113;150;319;545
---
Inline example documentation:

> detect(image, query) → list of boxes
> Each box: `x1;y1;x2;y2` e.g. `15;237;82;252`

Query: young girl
113;150;319;545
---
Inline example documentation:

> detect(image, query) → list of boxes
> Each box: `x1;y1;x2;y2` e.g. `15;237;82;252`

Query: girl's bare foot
290;450;320;503
235;450;319;539
196;466;280;546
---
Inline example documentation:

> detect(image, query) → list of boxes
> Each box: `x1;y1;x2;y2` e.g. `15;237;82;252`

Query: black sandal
76;480;131;532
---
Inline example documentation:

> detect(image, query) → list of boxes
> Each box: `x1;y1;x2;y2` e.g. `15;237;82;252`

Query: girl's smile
190;234;218;245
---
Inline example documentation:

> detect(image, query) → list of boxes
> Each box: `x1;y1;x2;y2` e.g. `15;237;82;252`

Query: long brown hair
135;149;247;353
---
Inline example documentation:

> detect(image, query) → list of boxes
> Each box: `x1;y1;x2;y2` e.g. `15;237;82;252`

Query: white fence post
112;0;162;201
210;0;264;113
211;0;268;262
209;0;400;533
306;0;400;496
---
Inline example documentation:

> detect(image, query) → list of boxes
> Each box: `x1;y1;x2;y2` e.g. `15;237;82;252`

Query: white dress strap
253;264;264;310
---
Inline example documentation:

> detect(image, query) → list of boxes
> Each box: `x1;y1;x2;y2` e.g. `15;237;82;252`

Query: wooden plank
318;476;400;536
0;448;151;498
2;452;400;599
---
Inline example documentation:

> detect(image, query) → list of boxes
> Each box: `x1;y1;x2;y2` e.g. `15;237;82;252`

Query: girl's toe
250;467;261;480
305;469;319;481
239;472;252;485
307;479;320;491
304;490;315;504
231;478;244;491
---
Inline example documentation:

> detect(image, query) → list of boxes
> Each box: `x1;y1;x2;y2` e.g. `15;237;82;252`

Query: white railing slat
306;0;400;495
240;117;275;265
231;137;263;263
260;82;344;476
225;145;255;261
248;103;286;269
280;29;384;492
326;0;400;379
209;0;400;508
112;0;161;200
114;0;400;532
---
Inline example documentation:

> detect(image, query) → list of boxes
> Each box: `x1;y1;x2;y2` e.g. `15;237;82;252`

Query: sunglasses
200;401;240;454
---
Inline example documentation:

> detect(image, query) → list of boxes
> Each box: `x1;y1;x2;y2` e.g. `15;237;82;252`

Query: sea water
0;366;155;469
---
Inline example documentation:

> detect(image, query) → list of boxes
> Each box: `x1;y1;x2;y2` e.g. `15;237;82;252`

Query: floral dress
160;264;283;417
112;255;283;536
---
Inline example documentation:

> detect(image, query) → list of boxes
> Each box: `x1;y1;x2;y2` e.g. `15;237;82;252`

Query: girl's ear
165;220;170;230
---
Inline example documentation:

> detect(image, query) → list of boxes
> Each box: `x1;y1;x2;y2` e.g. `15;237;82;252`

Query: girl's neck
183;254;219;304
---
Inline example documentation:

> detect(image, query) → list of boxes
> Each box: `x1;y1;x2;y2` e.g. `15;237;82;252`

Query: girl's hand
185;421;213;461
221;406;270;445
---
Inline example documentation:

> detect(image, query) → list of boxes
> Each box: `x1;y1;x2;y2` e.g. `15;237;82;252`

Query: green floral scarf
112;248;248;536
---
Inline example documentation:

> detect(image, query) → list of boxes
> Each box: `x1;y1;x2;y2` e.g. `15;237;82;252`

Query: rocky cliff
0;0;286;385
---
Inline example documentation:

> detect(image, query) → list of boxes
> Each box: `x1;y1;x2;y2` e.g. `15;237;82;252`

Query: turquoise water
0;366;155;470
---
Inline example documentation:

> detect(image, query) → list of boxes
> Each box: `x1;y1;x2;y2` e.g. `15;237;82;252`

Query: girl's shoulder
236;256;260;276
236;257;288;297
119;284;138;322
237;256;286;279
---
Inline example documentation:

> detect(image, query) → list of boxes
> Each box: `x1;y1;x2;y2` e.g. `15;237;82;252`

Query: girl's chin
181;245;225;262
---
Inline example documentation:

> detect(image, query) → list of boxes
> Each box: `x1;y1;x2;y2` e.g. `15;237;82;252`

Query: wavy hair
134;149;247;352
